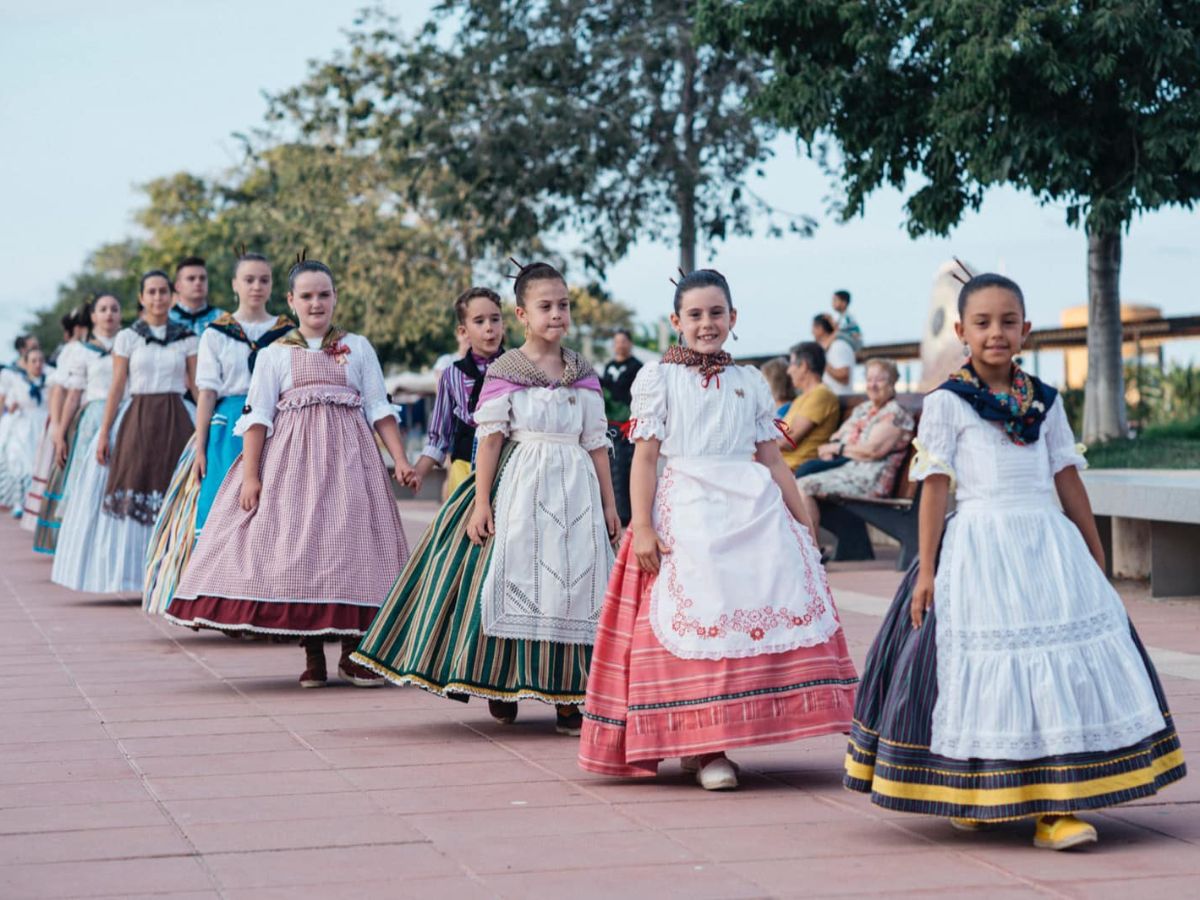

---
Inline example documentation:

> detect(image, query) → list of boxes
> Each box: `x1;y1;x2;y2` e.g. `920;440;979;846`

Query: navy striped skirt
844;559;1186;821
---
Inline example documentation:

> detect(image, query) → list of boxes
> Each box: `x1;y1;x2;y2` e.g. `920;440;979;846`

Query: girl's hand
53;432;69;468
603;502;620;545
911;571;935;628
632;525;670;574
818;443;835;461
466;503;494;546
405;466;423;494
239;476;262;512
96;440;109;466
193;449;207;481
393;462;416;492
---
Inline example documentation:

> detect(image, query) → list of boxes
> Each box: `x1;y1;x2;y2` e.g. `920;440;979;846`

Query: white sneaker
696;756;739;791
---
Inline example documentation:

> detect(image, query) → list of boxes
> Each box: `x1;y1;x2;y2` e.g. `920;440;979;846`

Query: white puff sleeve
472;391;512;440
351;335;393;425
628;363;667;442
1044;395;1087;474
234;345;284;437
64;345;89;392
910;390;960;486
181;334;199;358
194;329;223;393
579;388;611;452
112;328;138;359
749;367;782;443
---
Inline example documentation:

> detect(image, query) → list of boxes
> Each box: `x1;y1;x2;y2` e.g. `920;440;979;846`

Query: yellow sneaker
1033;815;1098;850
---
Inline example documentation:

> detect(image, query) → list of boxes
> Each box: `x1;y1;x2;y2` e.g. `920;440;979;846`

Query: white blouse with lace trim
234;333;392;438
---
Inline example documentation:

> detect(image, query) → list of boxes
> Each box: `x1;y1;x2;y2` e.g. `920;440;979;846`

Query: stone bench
1082;469;1200;599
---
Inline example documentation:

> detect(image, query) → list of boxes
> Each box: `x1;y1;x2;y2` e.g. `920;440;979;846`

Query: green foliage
268;2;805;273
1126;361;1200;430
700;0;1200;239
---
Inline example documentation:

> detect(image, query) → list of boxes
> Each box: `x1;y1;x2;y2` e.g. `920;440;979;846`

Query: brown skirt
102;393;193;525
165;597;378;636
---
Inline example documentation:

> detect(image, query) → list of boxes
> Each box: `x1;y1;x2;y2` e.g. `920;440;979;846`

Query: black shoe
555;706;583;736
446;691;470;704
488;699;518;724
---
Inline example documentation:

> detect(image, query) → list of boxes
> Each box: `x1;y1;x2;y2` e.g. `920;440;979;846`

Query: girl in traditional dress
76;272;198;593
354;261;619;735
410;287;505;496
578;269;858;790
166;260;413;688
845;273;1185;849
24;308;89;533
144;252;292;615
0;348;49;516
51;295;123;590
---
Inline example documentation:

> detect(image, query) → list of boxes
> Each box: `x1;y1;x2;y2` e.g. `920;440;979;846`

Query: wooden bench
815;393;924;571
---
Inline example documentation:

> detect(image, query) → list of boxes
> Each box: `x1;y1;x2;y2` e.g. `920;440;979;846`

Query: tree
702;0;1200;442
269;2;807;276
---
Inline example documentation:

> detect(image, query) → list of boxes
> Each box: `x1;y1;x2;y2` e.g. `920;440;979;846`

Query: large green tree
269;1;805;275
702;0;1200;442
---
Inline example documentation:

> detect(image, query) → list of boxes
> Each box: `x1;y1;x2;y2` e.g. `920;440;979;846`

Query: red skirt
165;596;378;636
579;534;858;777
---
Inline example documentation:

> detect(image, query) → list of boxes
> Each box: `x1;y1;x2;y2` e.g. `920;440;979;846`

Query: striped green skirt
353;445;590;704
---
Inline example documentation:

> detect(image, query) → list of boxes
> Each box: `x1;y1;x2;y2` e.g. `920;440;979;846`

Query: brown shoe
488;699;518;724
300;637;327;689
338;637;384;688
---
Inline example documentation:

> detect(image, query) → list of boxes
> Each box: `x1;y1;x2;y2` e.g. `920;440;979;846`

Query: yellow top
781;384;841;469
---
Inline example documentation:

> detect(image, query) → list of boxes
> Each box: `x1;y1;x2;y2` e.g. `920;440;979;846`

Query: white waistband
510;429;580;445
955;492;1059;513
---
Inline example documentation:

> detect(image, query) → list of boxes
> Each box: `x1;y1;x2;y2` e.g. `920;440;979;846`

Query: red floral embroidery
324;342;351;366
653;466;837;645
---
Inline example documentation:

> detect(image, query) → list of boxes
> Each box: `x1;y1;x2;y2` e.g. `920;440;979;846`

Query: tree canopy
701;0;1200;441
269;1;807;276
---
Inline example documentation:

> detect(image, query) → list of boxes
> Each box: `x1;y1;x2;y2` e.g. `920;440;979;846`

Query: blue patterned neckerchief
18;368;46;405
936;360;1058;446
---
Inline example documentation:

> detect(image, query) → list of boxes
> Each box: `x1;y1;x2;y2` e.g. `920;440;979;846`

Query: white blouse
48;342;83;388
112;325;198;396
195;317;280;397
235;332;392;438
910;390;1086;506
474;384;609;451
3;372;45;412
64;335;117;403
628;362;780;456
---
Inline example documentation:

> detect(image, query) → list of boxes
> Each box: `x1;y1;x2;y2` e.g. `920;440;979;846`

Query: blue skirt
196;394;245;532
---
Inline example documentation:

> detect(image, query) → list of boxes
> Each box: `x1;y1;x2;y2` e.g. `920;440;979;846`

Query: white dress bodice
195;317;281;398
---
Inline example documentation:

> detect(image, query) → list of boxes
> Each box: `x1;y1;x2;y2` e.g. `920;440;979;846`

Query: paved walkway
1;510;1198;899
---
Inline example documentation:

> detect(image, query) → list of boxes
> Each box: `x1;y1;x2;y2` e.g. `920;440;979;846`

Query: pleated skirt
843;558;1187;821
579;533;858;777
353;444;591;704
143;395;246;616
33;406;86;555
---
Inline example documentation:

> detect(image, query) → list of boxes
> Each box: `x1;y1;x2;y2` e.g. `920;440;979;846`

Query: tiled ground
1;507;1197;899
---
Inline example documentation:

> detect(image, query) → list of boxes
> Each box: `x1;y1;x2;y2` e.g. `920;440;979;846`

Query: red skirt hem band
165;596;379;636
578;686;855;776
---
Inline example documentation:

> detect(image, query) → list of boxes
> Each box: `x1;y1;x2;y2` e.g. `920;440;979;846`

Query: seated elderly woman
795;358;914;543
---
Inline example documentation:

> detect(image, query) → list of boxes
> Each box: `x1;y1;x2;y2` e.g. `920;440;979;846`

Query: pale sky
3;0;1198;379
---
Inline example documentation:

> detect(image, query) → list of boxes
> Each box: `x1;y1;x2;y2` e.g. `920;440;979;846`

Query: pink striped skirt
579;534;858;777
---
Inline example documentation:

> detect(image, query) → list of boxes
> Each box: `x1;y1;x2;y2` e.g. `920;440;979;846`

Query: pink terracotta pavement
1;509;1197;899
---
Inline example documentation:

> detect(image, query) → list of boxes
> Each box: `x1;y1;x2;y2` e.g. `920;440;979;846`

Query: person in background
812;313;856;396
600;328;643;526
781;341;841;475
169;256;222;335
760;357;795;418
831;289;863;351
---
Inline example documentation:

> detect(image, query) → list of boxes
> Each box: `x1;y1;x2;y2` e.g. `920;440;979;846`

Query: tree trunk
1083;229;1130;443
677;8;698;275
